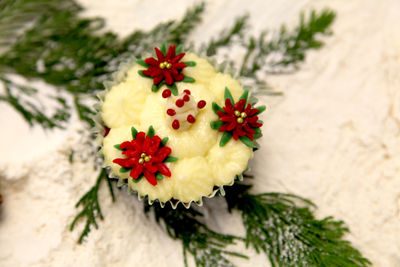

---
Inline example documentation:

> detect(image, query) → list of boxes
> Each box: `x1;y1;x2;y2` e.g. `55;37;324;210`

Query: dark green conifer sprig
0;77;70;129
70;169;115;244
144;202;248;267
224;182;371;267
239;9;336;78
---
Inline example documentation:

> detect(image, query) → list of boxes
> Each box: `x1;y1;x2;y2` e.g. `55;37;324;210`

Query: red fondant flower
113;131;172;186
217;98;263;141
142;45;186;85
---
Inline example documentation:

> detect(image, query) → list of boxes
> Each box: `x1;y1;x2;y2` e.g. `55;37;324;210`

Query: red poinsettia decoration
113;126;177;186
211;88;266;148
218;98;262;140
142;44;187;85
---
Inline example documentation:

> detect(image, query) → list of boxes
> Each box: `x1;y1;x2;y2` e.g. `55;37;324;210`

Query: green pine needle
144;203;248;267
70;169;115;244
225;183;371;267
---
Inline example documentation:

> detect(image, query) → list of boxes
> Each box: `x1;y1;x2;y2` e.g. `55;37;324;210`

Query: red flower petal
166;44;175;59
250;122;263;128
122;150;140;159
113;158;134;168
247;116;258;124
225;98;234;111
144;169;157;186
243;124;256;135
164;71;173;85
154;146;171;162
173;73;184;81
246;132;254;141
171;53;185;63
219;123;230;132
144;162;157;173
153;74;164;85
226;121;237;131
136;132;146;144
232;130;239;140
220;115;235;122
172;62;186;69
148;136;161;155
236;124;245;136
245;104;252;114
155;47;165;61
143;136;151;152
130;164;143;179
144;57;158;66
120;141;134;150
217;111;226;118
156;163;171;177
234;99;246;112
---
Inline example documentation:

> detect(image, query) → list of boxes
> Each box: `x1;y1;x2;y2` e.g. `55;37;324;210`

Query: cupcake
98;44;265;208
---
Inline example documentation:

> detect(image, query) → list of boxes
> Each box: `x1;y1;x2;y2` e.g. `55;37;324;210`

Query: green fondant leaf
156;173;164;180
184;61;196;67
132;176;143;183
212;102;224;114
161;137;169;145
148;125;155;138
166;83;178;96
176;44;183;54
255;105;266;114
138;70;147;77
182;76;195;83
239;135;254;148
210;120;224;130
119;167;130;173
136;59;149;67
224;87;234;105
131;127;138;139
219;132;232;147
254;127;262;139
114;144;122;151
152;84;159;92
164;156;178;162
160;42;167;55
239;90;249;102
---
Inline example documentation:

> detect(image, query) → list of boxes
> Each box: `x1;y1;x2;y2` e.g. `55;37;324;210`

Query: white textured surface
1;0;400;266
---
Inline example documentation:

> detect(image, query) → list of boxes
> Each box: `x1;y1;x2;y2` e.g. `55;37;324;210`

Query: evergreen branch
0;0;80;53
0;76;70;129
144;203;248;267
167;2;206;45
70;169;115;243
224;183;371;267
205;15;249;57
239;9;335;77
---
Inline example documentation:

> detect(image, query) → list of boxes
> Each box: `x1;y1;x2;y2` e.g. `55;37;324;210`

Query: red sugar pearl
162;89;172;98
175;99;185;108
167;109;176;116
172;120;180;130
184;89;191;95
183;94;190;102
197;100;206;109
187;114;196;123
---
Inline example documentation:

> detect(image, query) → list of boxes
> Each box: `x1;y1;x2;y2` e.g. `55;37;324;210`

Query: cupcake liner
92;46;261;209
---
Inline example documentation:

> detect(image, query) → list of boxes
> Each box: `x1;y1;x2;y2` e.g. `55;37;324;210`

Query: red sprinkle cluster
162;89;207;130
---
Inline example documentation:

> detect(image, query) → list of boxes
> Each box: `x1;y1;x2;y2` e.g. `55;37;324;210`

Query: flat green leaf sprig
112;125;178;186
137;43;196;96
211;87;266;148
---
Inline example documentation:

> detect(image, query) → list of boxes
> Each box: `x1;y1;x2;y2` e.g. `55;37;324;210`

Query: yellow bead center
139;153;151;164
159;61;171;69
234;110;246;123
